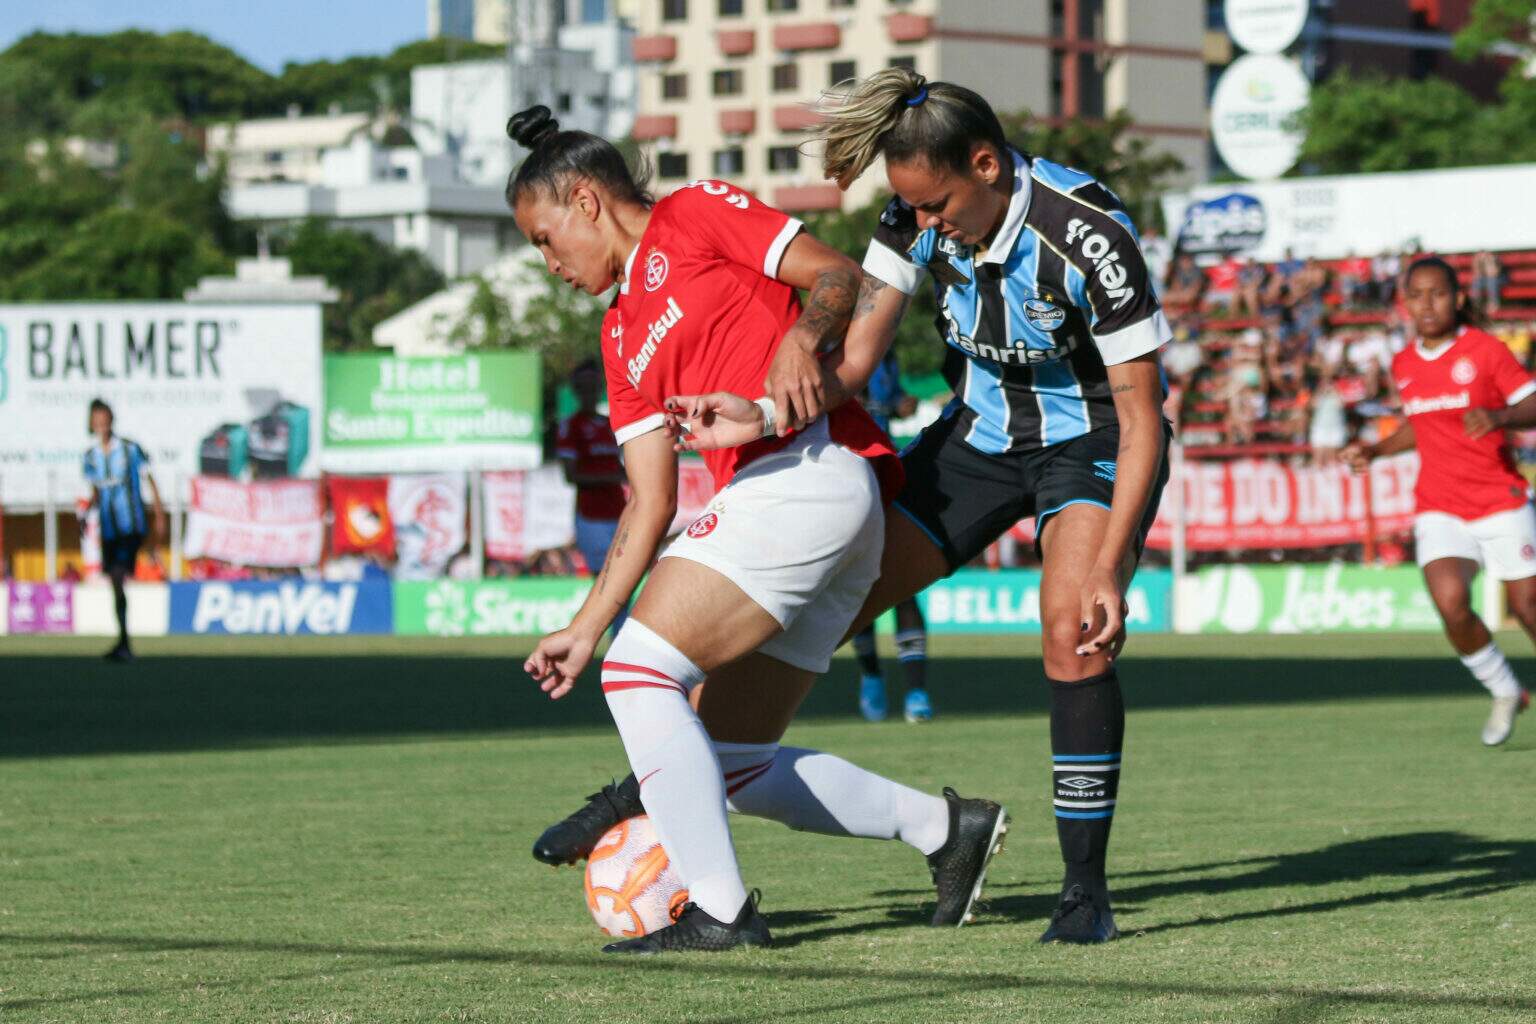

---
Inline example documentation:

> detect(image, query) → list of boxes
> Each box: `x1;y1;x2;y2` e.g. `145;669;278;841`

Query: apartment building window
713;68;744;96
717;0;743;13
767;145;800;172
557;93;572;112
766;0;798;10
829;0;855;6
662;72;688;100
829;60;855;88
581;0;607;21
771;62;798;92
657;151;690;178
662;0;687;21
888;55;916;72
713;147;745;176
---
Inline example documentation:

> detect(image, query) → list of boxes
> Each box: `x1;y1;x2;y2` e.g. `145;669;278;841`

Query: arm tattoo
1111;383;1136;394
798;266;860;349
852;274;887;318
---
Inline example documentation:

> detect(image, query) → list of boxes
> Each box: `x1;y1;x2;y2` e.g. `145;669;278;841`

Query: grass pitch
3;632;1534;1023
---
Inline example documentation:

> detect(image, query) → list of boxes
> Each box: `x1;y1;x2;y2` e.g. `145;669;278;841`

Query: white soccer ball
583;815;689;938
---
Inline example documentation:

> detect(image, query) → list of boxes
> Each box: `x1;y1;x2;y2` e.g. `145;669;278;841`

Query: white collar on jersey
618;243;640;295
1414;325;1466;361
977;149;1032;266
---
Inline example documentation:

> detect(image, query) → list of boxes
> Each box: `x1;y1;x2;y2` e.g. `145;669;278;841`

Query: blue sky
0;0;427;72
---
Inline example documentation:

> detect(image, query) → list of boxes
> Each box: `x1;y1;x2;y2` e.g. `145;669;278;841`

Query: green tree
7;207;229;300
1453;0;1536;60
276;220;445;350
274;38;504;117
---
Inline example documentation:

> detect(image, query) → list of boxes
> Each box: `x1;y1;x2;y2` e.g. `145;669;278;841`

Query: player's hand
524;628;596;700
1077;566;1127;659
896;394;919;418
1339;442;1372;474
664;393;764;452
1463;407;1504;440
764;334;824;435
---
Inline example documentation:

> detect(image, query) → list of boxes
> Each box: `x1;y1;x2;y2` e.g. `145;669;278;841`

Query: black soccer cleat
927;786;1009;927
104;641;134;663
1039;883;1119;944
603;891;772;954
532;776;644;866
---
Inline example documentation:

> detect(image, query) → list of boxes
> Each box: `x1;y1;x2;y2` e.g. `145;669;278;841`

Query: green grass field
3;632;1534;1023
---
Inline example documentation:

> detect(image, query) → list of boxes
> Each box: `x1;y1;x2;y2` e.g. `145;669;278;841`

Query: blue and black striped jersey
83;436;150;541
862;150;1169;454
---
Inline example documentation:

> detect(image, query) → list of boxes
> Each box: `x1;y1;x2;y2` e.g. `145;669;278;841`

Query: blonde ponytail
811;69;1010;191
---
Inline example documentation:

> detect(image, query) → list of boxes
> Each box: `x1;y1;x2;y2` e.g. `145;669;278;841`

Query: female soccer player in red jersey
509;106;1007;953
1345;257;1536;745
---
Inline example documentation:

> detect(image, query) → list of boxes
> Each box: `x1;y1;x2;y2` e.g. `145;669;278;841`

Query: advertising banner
183;477;324;567
394;577;592;636
169;579;393;635
483;466;577;562
322;352;541;472
6;581;73;634
1180;564;1463;634
0;303;323;508
328;476;394;556
916;569;1172;635
1144;453;1417;552
1165;162;1536;262
388;473;466;579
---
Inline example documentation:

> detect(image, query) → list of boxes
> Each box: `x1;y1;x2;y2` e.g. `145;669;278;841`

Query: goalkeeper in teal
851;350;932;722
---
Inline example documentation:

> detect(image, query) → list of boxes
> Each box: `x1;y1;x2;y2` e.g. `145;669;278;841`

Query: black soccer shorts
101;533;145;574
891;413;1170;571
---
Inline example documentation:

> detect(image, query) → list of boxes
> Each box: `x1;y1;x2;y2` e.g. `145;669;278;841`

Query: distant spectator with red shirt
556;358;628;584
1472;250;1503;315
1344;257;1536;747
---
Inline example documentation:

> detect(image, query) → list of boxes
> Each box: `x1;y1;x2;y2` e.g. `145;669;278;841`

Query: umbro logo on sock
1057;775;1105;791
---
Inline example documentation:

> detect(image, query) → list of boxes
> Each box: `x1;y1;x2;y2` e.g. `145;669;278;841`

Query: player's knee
1508;590;1536;630
1041;612;1089;678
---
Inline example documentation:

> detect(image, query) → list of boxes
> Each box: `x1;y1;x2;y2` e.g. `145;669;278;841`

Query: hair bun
508;105;559;150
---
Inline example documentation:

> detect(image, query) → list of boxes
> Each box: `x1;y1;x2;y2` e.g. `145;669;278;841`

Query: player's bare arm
525;429;677;698
1078;354;1166;657
763;233;862;433
1465;390;1536;439
1343;420;1417;471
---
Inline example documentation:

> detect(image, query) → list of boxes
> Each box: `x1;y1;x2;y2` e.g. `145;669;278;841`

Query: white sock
715;741;952;856
1460;642;1523;699
602;621;746;921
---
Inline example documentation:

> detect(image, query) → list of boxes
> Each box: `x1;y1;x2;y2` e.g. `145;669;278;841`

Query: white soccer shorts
1415;504;1536;581
660;419;883;673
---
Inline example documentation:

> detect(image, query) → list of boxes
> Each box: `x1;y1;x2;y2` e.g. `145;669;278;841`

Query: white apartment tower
629;0;1209;213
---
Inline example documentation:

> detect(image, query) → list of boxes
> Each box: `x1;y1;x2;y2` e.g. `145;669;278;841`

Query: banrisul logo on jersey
1177;193;1267;259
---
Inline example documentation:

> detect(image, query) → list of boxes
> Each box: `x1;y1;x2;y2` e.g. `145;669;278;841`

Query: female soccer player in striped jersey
539;70;1170;944
508;106;1007;954
1345;257;1536;746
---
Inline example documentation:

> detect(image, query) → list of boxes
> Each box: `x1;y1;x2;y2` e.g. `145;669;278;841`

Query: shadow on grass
4;832;1531;1018
0;649;1508;759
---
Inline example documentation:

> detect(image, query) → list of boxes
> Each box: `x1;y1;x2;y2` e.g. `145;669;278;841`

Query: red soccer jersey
555;410;626;521
1391;326;1536;520
602;179;902;497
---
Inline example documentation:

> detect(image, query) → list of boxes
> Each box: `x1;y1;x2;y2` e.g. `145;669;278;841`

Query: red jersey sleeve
667;180;804;281
1484;332;1536;405
600;305;664;445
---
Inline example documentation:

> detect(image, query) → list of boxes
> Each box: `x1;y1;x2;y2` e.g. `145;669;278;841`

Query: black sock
1049;669;1125;897
112;576;129;646
851;627;881;678
895;629;927;693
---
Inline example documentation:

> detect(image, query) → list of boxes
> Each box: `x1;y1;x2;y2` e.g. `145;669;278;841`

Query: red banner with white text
184;477;324;567
1010;452;1420;551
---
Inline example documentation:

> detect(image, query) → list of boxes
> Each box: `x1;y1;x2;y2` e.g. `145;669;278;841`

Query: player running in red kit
509;105;1007;954
1346;256;1536;745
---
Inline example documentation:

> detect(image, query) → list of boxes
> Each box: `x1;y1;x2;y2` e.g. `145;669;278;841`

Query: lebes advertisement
322;352;541;473
0;304;322;508
183;477;323;567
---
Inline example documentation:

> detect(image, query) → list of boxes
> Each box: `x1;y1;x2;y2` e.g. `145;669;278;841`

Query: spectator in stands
1337;251;1371;309
1473;250;1503;315
1234;256;1266;318
1309;373;1348;463
1207;253;1243;309
1264;248;1303;309
1372;249;1402;305
1226;364;1266;446
1165;253;1206;309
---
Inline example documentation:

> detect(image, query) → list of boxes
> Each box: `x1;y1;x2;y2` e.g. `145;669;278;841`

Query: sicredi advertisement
0;303;323;508
321;352;541;472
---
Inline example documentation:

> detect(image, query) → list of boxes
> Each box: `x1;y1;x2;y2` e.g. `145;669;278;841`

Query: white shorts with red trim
1415;504;1536;581
660;419;883;673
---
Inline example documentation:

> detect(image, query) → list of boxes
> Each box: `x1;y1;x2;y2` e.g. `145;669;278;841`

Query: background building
628;0;1209;213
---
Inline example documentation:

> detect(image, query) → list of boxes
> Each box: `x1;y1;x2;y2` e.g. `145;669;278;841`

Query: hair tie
906;87;928;107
